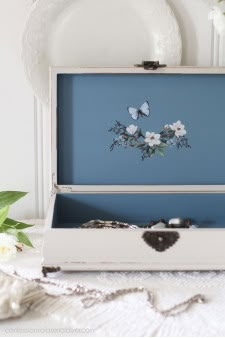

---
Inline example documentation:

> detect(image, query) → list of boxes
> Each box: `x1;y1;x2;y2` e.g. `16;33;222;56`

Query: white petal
126;124;137;135
175;129;186;137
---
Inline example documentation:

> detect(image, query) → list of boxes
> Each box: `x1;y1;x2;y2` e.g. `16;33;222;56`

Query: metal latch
142;231;179;252
135;61;167;70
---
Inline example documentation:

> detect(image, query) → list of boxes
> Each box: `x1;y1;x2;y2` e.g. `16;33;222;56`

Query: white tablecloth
1;220;225;337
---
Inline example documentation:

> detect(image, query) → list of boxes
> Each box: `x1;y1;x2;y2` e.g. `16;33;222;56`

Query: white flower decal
109;100;191;160
145;132;161;147
209;6;225;36
0;234;17;262
170;120;186;137
126;124;138;135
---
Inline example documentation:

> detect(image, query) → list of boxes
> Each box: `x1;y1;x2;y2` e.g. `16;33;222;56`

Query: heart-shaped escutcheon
142;231;180;252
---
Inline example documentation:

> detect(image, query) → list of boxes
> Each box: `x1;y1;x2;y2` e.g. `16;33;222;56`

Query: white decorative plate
22;0;182;104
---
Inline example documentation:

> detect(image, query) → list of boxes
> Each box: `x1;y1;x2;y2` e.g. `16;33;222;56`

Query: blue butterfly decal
127;101;150;120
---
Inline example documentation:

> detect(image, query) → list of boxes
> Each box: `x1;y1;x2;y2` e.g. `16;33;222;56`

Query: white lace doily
1;220;225;336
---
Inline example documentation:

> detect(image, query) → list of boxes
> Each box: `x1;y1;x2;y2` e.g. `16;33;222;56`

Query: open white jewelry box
43;66;225;273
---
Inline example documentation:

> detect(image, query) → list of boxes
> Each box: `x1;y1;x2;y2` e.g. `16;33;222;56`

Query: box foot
42;266;61;277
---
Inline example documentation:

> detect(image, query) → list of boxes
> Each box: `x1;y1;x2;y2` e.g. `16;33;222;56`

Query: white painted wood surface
43;227;225;270
0;0;224;218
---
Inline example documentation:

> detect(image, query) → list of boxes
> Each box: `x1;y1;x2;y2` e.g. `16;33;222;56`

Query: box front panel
44;193;225;269
43;227;225;270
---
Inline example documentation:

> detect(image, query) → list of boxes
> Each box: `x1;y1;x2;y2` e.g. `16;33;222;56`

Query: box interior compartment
52;193;225;228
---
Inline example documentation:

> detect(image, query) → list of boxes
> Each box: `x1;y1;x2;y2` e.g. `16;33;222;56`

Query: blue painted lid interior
57;73;225;185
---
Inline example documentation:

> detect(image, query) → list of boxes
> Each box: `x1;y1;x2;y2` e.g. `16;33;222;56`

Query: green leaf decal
0;191;27;209
157;148;165;156
158;143;167;148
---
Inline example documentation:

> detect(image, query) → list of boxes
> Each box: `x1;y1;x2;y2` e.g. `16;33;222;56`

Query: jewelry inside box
80;218;199;229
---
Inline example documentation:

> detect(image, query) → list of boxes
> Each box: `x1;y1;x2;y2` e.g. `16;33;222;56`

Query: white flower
164;124;170;130
0;234;17;262
126;124;138;135
209;6;225;36
145;132;161;147
170;120;186;137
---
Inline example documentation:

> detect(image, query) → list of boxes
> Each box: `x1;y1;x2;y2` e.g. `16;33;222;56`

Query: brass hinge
135;61;167;70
